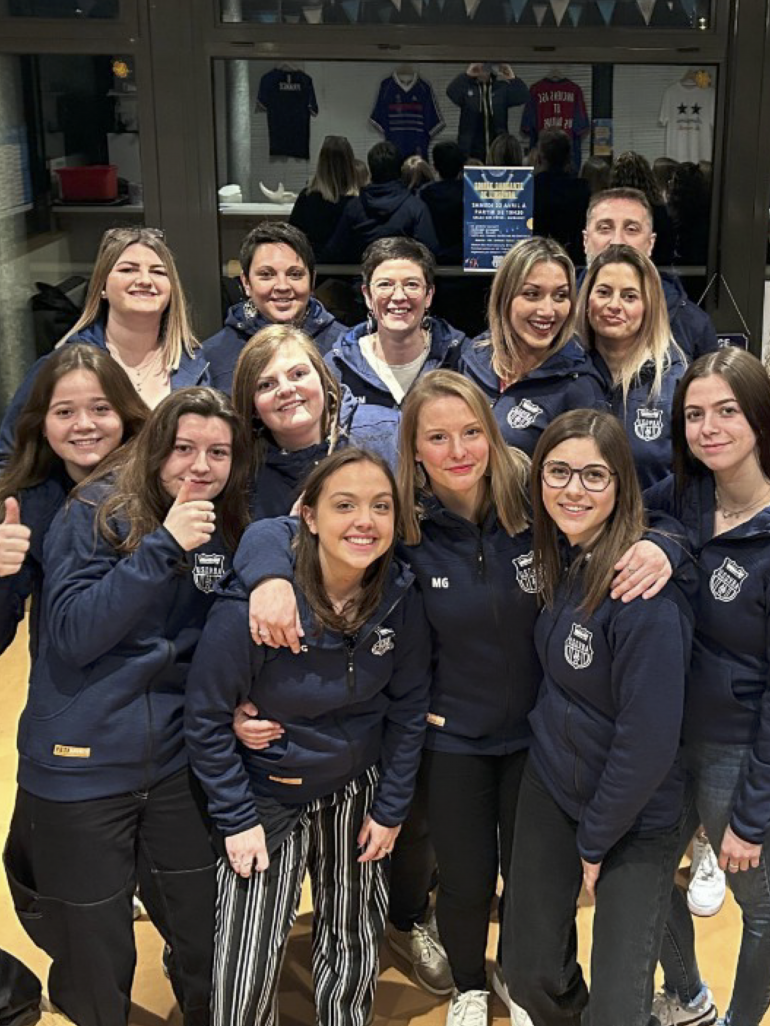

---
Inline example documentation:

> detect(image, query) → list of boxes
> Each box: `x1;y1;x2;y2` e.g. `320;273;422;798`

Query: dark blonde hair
61;227;199;371
398;370;530;544
295;448;400;634
401;156;435;192
483;237;576;384
95;387;250;554
309;135;359;203
531;409;645;615
0;344;148;511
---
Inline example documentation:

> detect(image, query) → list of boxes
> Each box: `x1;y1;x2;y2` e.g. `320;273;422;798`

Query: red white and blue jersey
521;77;589;167
257;68;318;159
370;73;444;158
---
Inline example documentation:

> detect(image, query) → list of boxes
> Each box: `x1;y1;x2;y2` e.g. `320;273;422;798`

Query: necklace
714;484;770;520
106;338;165;395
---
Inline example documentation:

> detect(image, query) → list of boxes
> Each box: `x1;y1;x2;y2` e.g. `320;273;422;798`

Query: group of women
0;214;767;1026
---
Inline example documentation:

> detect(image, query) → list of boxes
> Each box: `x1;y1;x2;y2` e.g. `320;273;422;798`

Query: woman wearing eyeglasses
323;237;466;410
503;409;692;1026
0;226;209;456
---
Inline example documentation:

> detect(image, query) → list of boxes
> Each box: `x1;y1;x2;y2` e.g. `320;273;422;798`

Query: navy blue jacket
202;297;347;396
324;318;466;410
321;182;439;264
186;522;430;835
17;482;230;801
457;336;600;456
446;73;528;161
530;561;691;863
645;473;770;844
587;346;687;489
0;320;210;459
249;385;401;520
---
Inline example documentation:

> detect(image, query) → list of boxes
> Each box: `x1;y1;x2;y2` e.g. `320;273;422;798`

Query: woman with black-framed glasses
0;226;209;456
502;408;693;1026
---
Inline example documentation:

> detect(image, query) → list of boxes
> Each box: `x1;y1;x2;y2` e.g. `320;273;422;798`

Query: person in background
0;226;207;455
402;155;436;193
581;187;718;361
668;162;711;268
652;156;679;203
609;151;676;267
580;155;611;196
203;222;346;395
354;158;371;190
324;237;465;410
532;128;590;265
289;135;360;258
421;141;465;266
486;132;523;167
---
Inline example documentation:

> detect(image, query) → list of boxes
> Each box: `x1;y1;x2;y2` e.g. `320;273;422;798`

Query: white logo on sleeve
633;408;664;442
371;627;395;656
709;557;748;602
564;623;593;669
506;399;544;430
512;551;539;594
192;553;226;593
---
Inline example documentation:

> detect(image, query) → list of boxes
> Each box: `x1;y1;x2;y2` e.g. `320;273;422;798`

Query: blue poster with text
463;166;533;273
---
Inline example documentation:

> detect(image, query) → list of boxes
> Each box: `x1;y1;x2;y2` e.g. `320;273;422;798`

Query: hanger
547;66;564;80
394;63;418;88
680;67;699;85
278;61;300;71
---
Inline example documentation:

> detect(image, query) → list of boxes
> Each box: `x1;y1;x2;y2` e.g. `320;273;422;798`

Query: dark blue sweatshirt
185;528;430;836
232;499;541;756
529;563;691;863
321;182;439;264
587;346;687;489
0;320;209;459
644;473;770;845
457;336;601;456
202;297;347;396
17;481;230;802
324;317;466;410
249;385;401;521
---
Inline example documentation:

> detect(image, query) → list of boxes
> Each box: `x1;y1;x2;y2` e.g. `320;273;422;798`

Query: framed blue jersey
370;73;444;159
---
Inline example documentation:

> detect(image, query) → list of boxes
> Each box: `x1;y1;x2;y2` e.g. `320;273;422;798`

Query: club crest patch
512;551;539;594
371;627;395;656
564;623;593;670
506;399;543;431
192;552;226;593
633;407;664;442
709;557;748;603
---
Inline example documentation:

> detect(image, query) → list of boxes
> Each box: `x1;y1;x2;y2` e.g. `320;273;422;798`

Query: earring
101;290;107;299
243;297;257;320
421;312;432;332
366;310;377;335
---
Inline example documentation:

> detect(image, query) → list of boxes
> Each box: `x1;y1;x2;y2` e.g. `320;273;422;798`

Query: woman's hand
225;825;269;877
233;701;284;750
611;540;672;602
718;824;762;874
357;815;401;863
581;858;602;898
163;479;216;552
249;578;304;653
0;498;31;577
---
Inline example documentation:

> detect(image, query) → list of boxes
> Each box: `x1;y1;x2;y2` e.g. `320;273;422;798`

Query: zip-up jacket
17;481;230;801
185;522;430;835
321;182;439;264
324;318;466;409
202;297;347;396
587;345;687;489
0;320;209;459
446;73;528;160
249;384;401;520
645;472;770;844
529;561;691;863
457;335;601;456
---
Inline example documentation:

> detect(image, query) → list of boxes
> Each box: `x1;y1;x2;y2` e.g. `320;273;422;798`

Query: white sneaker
652;987;717;1026
386;911;453;995
446;989;489;1026
490;965;534;1026
132;893;145;920
687;836;726;917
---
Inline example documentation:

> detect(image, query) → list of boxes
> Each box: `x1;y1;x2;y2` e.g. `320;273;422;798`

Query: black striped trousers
212;769;388;1026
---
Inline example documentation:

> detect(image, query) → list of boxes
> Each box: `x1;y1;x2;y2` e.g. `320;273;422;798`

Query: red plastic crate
55;165;118;202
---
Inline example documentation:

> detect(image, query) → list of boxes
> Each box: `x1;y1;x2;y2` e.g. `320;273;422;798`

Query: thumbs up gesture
162;479;216;552
0;498;32;577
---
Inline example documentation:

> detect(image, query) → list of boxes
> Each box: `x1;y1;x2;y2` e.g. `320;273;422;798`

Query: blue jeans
659;741;770;1026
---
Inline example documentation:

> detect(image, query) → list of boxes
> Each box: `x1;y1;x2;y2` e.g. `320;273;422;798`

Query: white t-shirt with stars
659;81;715;163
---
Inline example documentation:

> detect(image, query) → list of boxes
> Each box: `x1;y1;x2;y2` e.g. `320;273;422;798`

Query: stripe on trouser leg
211;824;309;1026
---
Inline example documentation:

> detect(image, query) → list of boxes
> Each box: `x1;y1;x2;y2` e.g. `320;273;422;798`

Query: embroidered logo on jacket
564;623;593;669
512;551;539;594
192;553;226;593
431;577;450;588
371;627;395;656
506;399;544;431
709;557;748;602
633;408;663;442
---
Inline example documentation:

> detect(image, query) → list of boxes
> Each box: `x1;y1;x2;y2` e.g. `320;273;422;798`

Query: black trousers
387;761;436;931
4;767;216;1026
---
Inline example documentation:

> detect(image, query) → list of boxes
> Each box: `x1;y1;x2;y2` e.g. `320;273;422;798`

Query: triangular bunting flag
391;0;402;11
549;0;570;24
679;0;697;16
509;0;528;21
409;0;423;13
341;0;360;19
636;0;656;23
465;0;482;17
567;3;582;24
532;2;547;24
596;0;616;25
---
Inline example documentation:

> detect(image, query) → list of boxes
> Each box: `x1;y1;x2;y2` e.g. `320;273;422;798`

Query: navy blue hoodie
17;481;230;802
644;473;770;845
0;321;209;459
202;297;347;396
321;182;439;264
587;345;687;489
457;336;601;456
249;385;401;520
324;318;466;410
185;523;430;836
530;560;692;863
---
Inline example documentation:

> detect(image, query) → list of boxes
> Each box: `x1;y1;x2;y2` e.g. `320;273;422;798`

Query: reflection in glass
4;0;119;16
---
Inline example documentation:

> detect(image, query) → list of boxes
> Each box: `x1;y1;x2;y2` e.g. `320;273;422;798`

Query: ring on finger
728;861;740;870
259;628;270;637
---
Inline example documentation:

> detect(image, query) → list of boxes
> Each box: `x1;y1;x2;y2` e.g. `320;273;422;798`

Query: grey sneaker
490;965;534;1026
652;987;717;1026
386;912;453;996
446;989;488;1026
